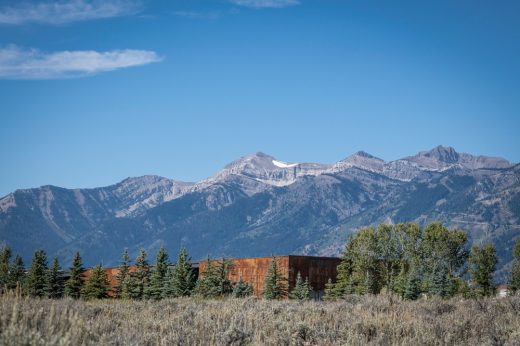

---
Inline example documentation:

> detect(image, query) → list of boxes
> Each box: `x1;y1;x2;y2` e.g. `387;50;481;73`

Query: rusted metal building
199;255;341;298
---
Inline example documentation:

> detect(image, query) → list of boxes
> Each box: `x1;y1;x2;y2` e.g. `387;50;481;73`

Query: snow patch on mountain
272;159;298;168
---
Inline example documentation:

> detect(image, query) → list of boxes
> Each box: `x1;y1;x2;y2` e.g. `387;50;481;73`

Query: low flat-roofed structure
83;255;341;298
199;255;341;298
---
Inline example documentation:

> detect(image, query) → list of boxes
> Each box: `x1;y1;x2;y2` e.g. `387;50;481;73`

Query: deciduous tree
469;244;497;297
510;239;520;292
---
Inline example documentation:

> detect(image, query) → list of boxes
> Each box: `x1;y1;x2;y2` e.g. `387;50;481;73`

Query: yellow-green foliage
1;291;520;345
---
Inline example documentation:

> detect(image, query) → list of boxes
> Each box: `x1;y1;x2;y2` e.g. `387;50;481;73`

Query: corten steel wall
199;256;290;297
288;256;341;298
199;256;341;297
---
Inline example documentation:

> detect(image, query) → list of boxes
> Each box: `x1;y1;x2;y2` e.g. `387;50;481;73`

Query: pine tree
194;258;234;298
114;249;131;298
509;238;520;292
82;264;109;300
8;255;25;291
232;277;253;298
289;272;312;300
132;249;150;299
263;256;286;300
323;278;337;301
430;262;452;298
327;238;354;299
0;246;11;291
469;244;497;297
403;266;421;300
45;257;64;298
163;246;195;298
26;249;48;297
145;247;169;299
64;251;84;299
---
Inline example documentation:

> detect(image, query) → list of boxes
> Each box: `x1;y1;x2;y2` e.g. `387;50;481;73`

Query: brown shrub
1;291;520;345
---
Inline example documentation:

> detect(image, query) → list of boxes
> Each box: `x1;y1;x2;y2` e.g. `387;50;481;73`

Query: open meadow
1;292;520;346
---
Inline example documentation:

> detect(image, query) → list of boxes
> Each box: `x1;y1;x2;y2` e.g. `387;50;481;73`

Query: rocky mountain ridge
0;146;518;281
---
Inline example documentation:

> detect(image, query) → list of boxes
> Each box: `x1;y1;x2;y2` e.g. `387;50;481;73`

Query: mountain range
1;146;519;281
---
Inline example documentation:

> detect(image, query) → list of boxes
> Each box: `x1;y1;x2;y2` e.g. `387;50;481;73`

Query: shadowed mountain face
1;146;518;280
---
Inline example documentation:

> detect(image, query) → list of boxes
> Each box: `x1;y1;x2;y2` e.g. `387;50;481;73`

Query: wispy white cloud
0;45;162;79
0;0;142;25
229;0;300;8
172;11;221;20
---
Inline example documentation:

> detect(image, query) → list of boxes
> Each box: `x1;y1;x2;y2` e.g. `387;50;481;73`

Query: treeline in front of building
324;222;520;300
1;222;520;301
0;246;305;301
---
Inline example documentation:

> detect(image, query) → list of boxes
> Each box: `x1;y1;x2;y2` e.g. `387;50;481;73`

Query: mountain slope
0;146;518;280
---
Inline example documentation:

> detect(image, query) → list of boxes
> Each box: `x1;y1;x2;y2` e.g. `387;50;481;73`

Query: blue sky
0;0;519;196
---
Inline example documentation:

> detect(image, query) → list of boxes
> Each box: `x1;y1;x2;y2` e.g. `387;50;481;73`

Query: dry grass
1;292;520;346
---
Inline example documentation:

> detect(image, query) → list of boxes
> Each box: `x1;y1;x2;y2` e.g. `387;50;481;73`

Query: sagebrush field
1;292;520;346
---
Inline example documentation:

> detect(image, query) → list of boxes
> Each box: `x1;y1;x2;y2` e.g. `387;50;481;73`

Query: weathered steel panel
288;256;341;298
199;255;341;297
199;256;290;296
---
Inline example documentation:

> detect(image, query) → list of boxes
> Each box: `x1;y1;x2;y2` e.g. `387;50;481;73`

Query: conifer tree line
1;222;519;300
324;222;518;300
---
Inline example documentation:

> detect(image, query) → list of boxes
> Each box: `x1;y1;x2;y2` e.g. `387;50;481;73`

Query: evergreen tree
194;258;234;298
232;277;254;298
82;264;109;300
26;249;48;297
469;244;497;297
327;237;355;299
323;278;337;301
114;249;131;298
289;272;312;300
121;273;140;300
145;247;169;299
263;256;286;299
132;249;150;299
64;251;84;299
509;238;520;292
430;261;453;298
403;266;421;300
45;257;64;298
8;255;25;291
163;246;195;298
0;246;11;291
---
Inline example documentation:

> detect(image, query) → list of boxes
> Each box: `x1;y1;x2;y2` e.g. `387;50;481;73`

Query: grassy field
1;292;520;346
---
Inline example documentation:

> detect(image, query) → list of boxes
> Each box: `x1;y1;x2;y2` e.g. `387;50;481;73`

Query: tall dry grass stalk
1;291;520;345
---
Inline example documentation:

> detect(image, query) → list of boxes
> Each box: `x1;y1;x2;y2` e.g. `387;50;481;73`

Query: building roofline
84;255;342;271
